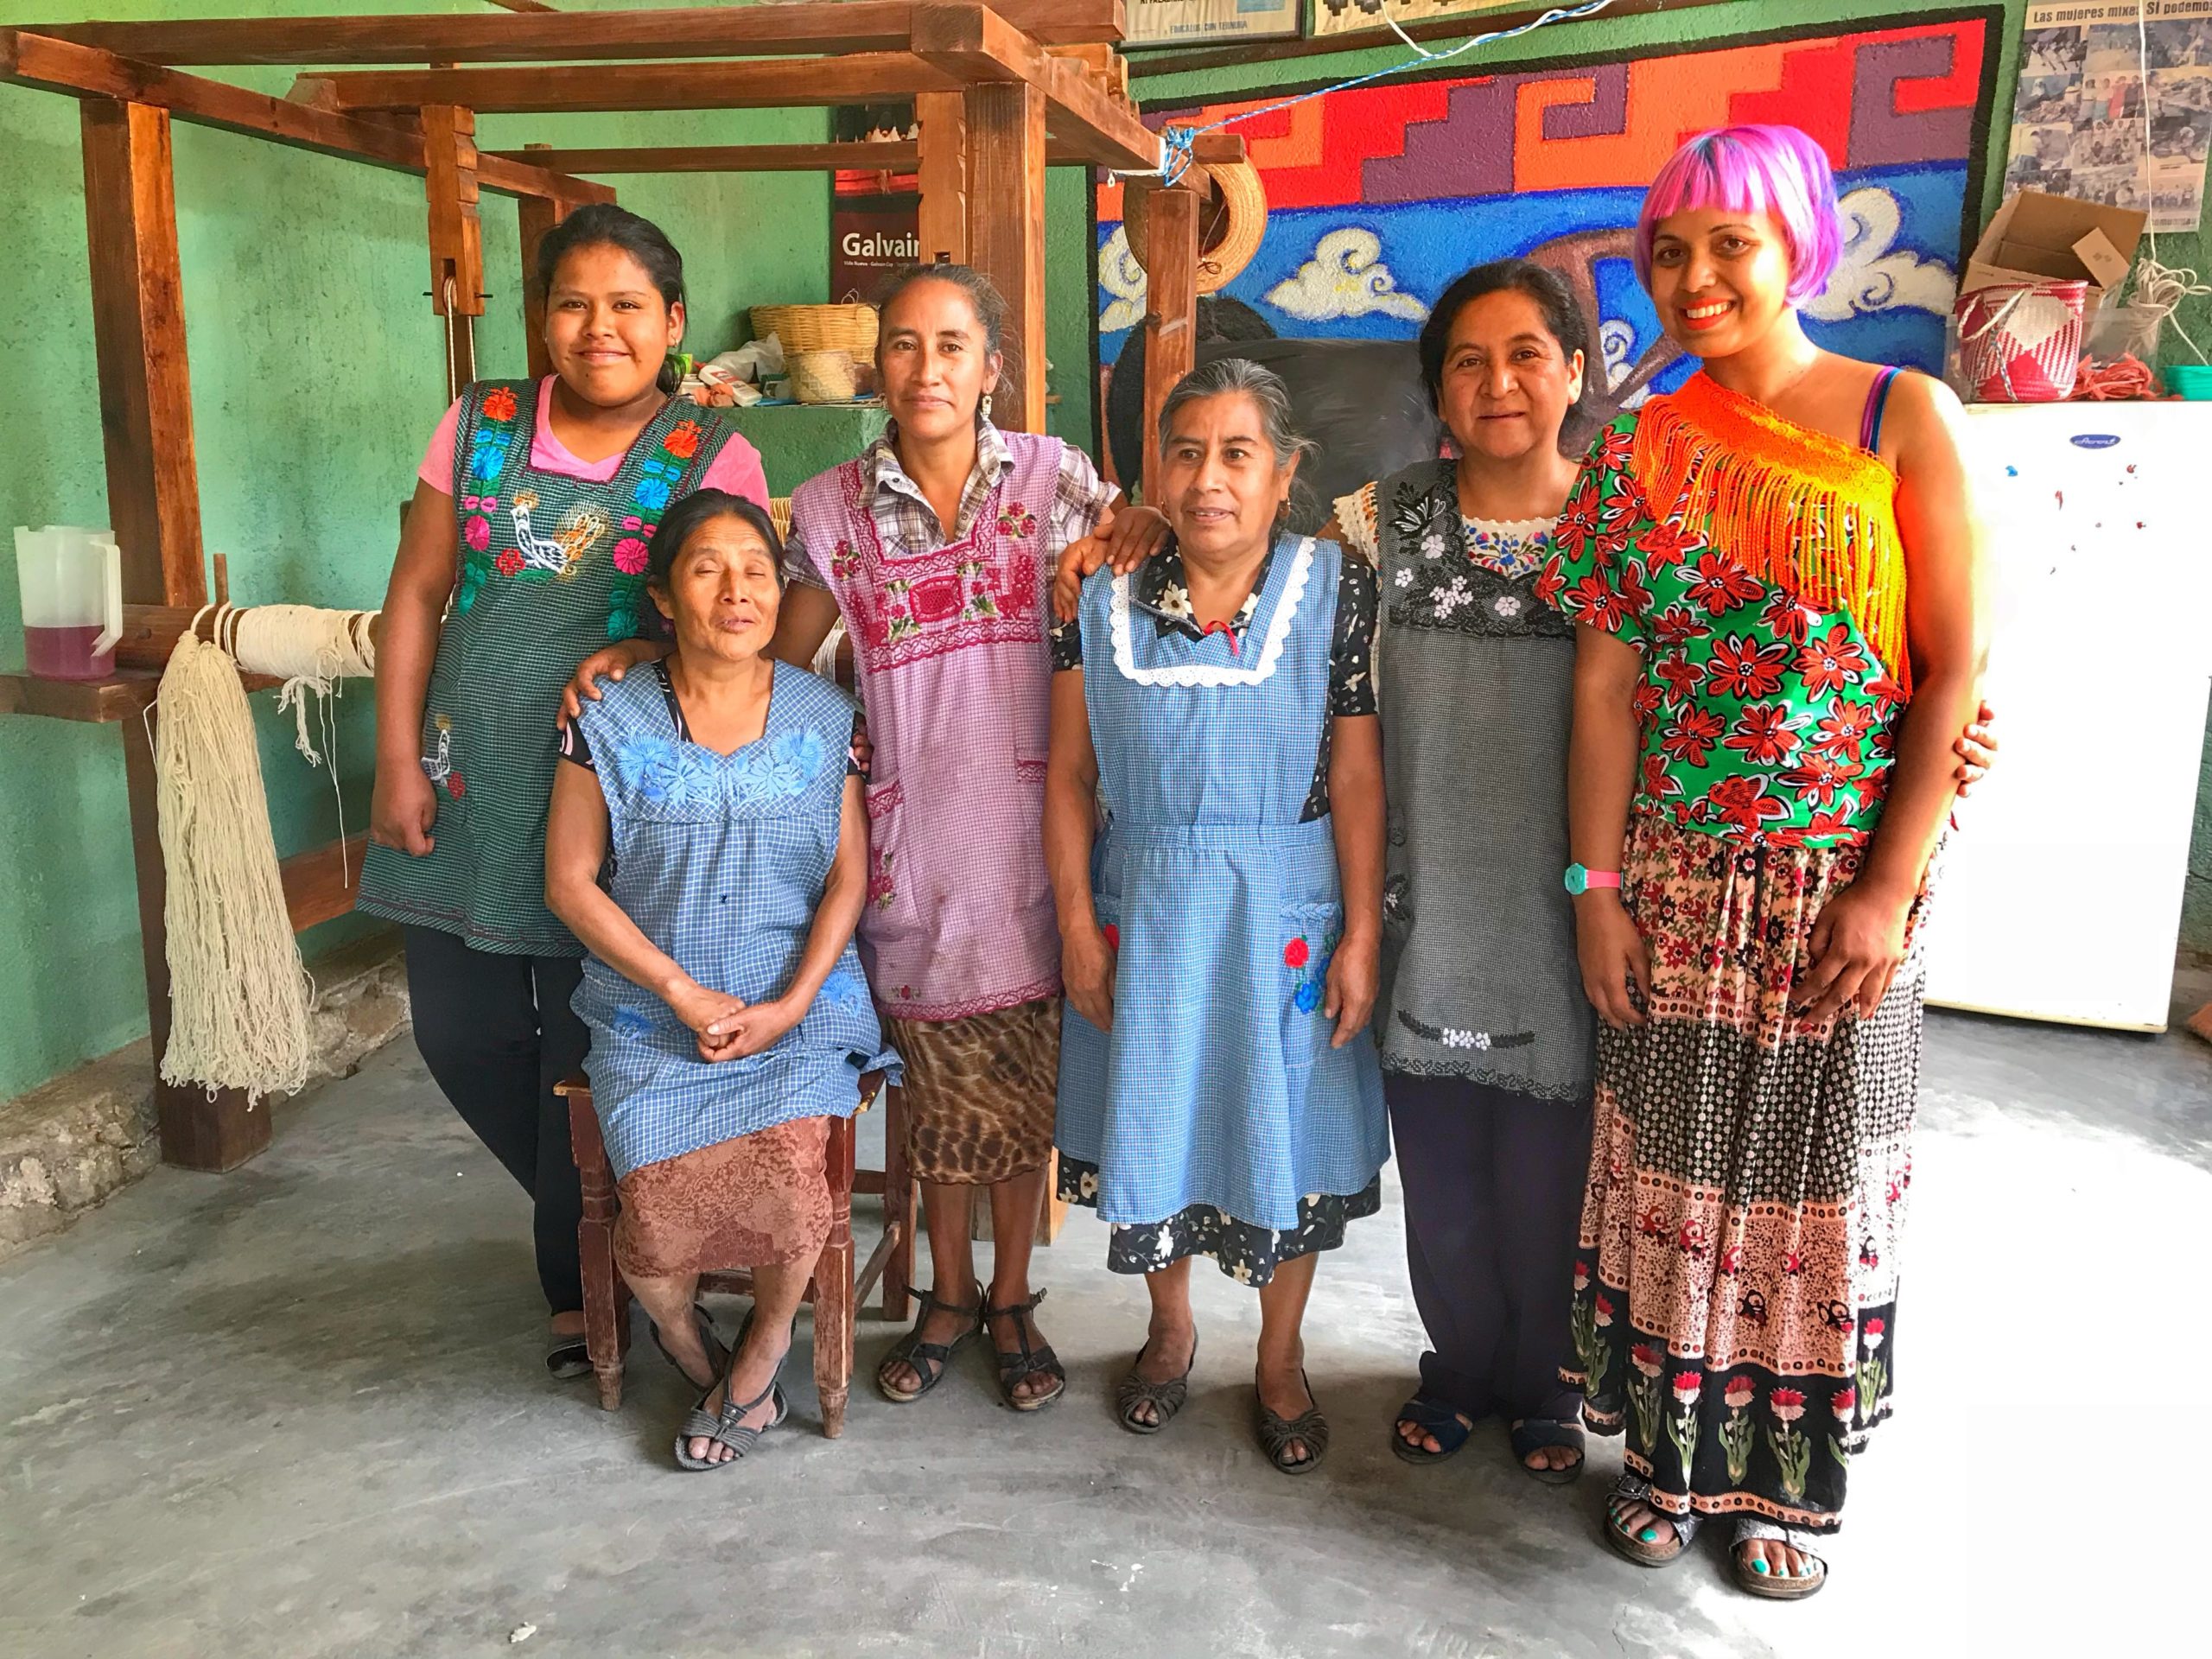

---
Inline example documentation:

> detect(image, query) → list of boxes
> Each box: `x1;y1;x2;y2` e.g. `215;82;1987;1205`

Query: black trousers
404;926;589;1315
1385;1072;1593;1424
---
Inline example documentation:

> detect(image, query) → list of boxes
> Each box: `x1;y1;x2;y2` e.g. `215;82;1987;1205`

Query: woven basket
752;302;879;357
789;350;860;404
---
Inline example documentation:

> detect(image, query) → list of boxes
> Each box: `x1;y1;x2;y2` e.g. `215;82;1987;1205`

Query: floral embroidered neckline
1135;543;1270;646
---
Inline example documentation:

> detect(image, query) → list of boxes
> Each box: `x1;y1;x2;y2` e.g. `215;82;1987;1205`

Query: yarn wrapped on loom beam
224;603;378;766
153;631;315;1103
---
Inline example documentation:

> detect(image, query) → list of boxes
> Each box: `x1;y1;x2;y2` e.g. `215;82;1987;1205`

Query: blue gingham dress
1056;536;1389;1232
572;664;899;1179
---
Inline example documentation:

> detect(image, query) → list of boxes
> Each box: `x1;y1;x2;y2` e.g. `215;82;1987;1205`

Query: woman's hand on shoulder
1324;929;1379;1049
1572;893;1649;1030
1062;923;1116;1033
1052;502;1169;622
1954;698;1997;797
558;638;668;732
370;759;438;857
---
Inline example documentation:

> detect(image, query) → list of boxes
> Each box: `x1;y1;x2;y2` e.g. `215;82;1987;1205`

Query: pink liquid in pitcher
24;624;115;681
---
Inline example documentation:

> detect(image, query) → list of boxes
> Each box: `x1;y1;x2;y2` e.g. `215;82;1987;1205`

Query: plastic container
2167;364;2212;400
14;525;123;681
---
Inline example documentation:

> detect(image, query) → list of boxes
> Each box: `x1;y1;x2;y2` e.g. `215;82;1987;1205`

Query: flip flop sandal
1603;1475;1699;1567
875;1283;982;1404
1732;1518;1829;1601
1510;1417;1587;1485
544;1331;591;1380
1255;1370;1329;1476
651;1302;729;1390
1389;1393;1476;1465
1116;1332;1198;1434
983;1289;1066;1413
671;1357;789;1472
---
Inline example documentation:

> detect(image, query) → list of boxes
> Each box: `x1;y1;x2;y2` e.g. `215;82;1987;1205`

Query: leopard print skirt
881;997;1060;1185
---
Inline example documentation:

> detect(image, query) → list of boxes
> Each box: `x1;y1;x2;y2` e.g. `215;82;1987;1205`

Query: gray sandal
1603;1474;1699;1566
1254;1369;1329;1476
544;1330;591;1380
1732;1518;1828;1600
1116;1332;1198;1434
651;1302;728;1390
671;1357;788;1472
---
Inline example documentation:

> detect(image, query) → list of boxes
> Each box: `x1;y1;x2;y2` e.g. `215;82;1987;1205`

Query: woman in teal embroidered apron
547;491;896;1465
1047;359;1389;1476
360;205;768;1378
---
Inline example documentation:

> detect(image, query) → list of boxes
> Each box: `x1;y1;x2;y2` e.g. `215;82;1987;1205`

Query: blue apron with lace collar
572;662;898;1179
1055;536;1389;1231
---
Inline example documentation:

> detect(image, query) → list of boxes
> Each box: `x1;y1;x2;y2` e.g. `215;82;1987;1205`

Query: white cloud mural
1097;224;1147;334
1264;228;1430;323
1599;319;1654;410
1805;186;1958;323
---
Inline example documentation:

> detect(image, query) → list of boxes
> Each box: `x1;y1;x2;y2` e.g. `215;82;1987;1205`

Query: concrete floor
3;993;2207;1659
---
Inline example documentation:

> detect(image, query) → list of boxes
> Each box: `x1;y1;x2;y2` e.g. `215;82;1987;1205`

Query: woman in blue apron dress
545;491;897;1470
1046;359;1389;1475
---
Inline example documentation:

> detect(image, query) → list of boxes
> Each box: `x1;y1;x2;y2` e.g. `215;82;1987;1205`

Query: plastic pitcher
15;525;123;681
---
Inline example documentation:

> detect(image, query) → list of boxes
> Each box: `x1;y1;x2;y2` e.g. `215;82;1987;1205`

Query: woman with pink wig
1541;124;1987;1598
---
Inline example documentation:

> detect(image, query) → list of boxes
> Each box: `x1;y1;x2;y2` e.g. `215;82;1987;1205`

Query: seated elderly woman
1046;359;1389;1474
544;488;897;1472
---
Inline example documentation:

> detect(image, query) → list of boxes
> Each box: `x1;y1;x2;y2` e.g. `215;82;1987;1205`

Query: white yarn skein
153;626;315;1103
230;603;378;766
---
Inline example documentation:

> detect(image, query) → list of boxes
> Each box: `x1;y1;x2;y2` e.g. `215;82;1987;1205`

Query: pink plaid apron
788;434;1065;1020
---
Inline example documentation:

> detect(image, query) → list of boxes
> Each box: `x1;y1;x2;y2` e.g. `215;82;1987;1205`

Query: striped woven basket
752;302;880;357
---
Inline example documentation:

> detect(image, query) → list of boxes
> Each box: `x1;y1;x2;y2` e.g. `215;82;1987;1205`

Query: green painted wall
1048;0;2212;957
0;0;829;1103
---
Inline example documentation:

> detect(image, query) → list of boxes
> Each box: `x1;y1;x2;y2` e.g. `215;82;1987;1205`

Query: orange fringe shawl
1632;372;1910;694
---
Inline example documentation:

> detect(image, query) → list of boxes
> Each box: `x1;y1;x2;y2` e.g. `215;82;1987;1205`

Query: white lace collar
1109;537;1315;688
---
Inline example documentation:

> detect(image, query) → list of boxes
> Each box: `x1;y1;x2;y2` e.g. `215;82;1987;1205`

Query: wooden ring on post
1127;157;1268;296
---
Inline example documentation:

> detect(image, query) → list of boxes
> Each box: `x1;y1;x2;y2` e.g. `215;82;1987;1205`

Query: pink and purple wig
1633;124;1843;307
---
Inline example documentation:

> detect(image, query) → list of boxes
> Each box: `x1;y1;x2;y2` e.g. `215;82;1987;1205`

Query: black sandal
1255;1369;1329;1476
875;1282;982;1403
544;1329;591;1380
983;1289;1065;1412
1509;1417;1586;1485
651;1302;729;1390
1116;1331;1198;1434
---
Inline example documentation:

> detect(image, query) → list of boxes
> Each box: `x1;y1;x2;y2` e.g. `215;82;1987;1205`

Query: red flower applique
1284;938;1310;969
480;385;518;423
446;772;466;799
664;420;702;461
494;548;524;577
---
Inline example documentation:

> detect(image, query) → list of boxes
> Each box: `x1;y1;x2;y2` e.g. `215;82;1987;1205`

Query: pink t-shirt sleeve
699;433;770;508
416;397;464;494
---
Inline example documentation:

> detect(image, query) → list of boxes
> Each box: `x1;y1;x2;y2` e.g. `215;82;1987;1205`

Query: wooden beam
480;130;1229;173
1134;181;1198;509
281;835;371;933
1;30;608;201
81;101;204;608
517;166;575;381
422;105;486;318
913;92;966;265
912;3;1156;174
964;79;1046;432
296;53;966;114
31;3;1128;67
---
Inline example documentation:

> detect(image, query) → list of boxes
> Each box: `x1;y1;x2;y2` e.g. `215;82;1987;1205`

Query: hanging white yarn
153;628;315;1103
810;617;846;682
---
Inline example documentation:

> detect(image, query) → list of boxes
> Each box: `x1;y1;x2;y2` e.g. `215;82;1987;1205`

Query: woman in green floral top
1545;124;1988;1601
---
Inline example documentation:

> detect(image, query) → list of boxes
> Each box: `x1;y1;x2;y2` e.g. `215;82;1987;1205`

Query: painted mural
1096;17;1997;423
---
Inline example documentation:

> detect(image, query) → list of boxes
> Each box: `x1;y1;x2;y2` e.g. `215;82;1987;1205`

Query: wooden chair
557;1074;916;1438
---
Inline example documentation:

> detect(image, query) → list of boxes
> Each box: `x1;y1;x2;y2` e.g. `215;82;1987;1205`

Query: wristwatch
1563;863;1622;896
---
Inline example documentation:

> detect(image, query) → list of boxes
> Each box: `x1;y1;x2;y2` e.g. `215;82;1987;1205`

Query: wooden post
1135;181;1198;508
422;103;485;396
913;90;966;266
80;100;204;607
963;80;1046;432
121;707;269;1171
516;148;575;381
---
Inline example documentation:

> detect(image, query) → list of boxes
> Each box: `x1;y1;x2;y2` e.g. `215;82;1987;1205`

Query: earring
980;391;995;424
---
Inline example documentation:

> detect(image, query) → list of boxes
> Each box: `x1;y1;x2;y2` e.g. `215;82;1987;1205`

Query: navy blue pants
405;926;588;1315
1385;1073;1592;1424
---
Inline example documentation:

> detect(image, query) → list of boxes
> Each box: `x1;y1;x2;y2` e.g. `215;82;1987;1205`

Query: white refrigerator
1922;401;2212;1030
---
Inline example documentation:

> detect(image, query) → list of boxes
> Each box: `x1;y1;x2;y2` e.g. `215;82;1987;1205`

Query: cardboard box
1962;190;2145;314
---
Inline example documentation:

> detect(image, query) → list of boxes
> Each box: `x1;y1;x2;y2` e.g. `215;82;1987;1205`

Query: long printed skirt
1560;812;1930;1534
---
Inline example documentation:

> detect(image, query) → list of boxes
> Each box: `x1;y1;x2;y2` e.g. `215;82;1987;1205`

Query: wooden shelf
0;665;285;723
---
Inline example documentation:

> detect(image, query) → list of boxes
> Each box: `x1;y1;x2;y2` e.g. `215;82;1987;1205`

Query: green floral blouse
1538;413;1905;848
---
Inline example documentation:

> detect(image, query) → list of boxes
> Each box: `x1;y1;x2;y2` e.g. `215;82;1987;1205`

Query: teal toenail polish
1639;1528;1659;1542
1751;1559;1770;1574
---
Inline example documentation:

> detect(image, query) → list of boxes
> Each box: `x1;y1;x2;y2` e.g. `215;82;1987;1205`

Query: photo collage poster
2005;1;2212;232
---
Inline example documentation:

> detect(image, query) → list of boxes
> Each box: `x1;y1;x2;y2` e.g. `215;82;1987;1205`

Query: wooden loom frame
0;3;1214;1173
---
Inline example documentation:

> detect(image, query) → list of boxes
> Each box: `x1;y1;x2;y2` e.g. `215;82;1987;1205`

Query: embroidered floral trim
1394;1009;1536;1051
1109;538;1314;688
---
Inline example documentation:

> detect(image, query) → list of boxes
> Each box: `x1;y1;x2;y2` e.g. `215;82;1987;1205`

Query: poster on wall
1312;0;1541;37
2003;1;2212;232
1128;1;1303;47
830;104;918;304
1096;15;1996;456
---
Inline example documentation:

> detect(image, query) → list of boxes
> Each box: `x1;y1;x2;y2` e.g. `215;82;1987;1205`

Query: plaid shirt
785;420;1116;587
